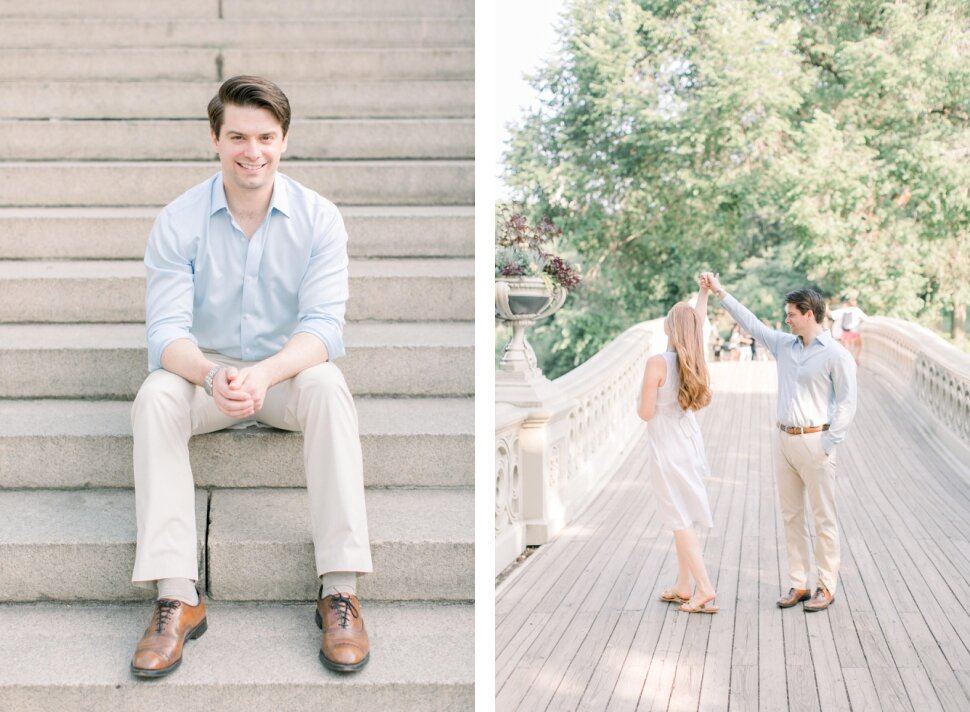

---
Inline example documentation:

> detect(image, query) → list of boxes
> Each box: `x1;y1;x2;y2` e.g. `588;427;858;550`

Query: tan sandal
680;599;719;614
659;590;691;604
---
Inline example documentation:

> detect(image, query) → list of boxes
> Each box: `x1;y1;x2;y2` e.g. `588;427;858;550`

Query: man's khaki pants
130;353;373;587
776;429;840;595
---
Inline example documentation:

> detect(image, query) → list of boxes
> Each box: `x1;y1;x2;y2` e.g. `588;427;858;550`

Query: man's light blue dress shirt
719;294;857;454
144;172;348;372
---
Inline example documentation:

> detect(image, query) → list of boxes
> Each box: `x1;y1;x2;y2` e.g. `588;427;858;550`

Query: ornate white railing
494;317;667;575
495;403;528;576
863;317;970;447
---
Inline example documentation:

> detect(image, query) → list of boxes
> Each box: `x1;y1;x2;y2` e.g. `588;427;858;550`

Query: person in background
831;295;867;364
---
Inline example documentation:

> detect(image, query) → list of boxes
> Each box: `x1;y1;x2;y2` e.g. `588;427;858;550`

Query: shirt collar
799;329;832;349
209;171;291;218
268;173;291;217
210;172;227;216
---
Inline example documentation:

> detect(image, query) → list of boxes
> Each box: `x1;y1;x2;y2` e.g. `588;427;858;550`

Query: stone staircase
0;1;474;709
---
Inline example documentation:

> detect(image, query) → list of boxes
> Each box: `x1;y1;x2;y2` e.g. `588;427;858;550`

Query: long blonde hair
665;302;712;412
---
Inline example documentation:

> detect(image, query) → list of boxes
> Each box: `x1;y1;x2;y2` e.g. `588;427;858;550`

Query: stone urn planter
495;276;567;373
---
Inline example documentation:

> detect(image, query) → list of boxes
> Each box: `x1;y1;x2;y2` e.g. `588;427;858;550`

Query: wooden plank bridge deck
495;361;970;711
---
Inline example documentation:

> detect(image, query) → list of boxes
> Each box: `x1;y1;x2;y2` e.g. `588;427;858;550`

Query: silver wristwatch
203;366;222;397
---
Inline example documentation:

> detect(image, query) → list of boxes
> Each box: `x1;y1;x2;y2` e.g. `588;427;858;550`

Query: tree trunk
953;303;967;343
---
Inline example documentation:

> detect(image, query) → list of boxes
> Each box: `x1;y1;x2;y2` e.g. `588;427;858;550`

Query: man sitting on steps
129;75;373;678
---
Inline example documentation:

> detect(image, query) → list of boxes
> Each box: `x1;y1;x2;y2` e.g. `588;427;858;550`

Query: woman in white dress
637;284;718;613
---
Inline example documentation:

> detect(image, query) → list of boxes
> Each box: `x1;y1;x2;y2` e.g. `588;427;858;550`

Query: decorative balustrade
862;316;970;447
495;403;528;576
495;317;667;575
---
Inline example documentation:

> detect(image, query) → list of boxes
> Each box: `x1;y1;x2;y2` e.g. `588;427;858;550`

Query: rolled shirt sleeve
144;209;198;372
291;207;348;360
823;348;858;454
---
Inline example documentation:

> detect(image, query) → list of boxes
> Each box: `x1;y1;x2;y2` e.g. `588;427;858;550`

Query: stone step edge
0;600;474;705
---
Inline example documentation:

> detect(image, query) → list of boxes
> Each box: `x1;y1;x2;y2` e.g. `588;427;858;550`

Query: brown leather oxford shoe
777;588;812;608
130;595;207;678
316;591;370;672
803;586;834;612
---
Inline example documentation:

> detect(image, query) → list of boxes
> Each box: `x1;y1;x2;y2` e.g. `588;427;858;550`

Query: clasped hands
211;365;272;419
697;271;724;294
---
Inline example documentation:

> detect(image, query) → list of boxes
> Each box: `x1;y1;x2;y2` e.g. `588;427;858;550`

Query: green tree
505;0;970;375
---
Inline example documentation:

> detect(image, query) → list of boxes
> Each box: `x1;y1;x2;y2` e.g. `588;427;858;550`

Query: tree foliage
504;0;970;376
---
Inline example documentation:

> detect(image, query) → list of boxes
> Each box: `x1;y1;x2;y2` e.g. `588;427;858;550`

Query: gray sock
320;572;357;598
157;577;199;606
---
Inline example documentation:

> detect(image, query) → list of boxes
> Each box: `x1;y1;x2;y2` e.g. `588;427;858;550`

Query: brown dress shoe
316;591;370;672
130;596;207;678
777;588;811;608
804;586;834;612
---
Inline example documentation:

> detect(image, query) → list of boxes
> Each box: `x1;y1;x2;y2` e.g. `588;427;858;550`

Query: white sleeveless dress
646;351;714;530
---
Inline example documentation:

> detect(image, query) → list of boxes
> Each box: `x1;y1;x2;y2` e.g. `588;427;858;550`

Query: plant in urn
495;207;581;376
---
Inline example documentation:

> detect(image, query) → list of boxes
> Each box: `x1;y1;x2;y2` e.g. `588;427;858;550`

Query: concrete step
208;488;472;601
0;488;473;602
0;0;473;19
0;48;473;81
0;161;473;206
0;118;473;160
221;48;474;82
0;601;473;711
0;490;208;602
0;397;473;489
222;0;474;18
0;80;475;119
0;321;473;398
0;18;474;48
0;258;473;322
0;0;215;18
0;206;474;259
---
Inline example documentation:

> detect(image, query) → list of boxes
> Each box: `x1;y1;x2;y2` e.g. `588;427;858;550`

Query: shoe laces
155;599;181;633
328;594;359;628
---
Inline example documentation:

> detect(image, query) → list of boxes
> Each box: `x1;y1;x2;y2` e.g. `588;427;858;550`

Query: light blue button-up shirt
720;294;857;454
144;172;348;372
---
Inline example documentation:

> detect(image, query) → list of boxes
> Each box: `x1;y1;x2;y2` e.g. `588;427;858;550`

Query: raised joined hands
698;272;724;295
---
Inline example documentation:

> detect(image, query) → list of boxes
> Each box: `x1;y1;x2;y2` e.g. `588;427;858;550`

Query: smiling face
784;303;815;339
211;103;288;198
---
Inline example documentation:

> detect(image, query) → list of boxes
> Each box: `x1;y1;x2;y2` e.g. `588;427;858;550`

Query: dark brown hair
207;75;291;138
784;288;826;324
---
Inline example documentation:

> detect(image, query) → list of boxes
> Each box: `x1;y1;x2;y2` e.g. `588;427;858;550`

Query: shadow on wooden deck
496;361;970;712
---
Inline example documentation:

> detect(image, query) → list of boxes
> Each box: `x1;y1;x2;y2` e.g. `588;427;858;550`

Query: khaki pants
130;353;373;587
776;429;840;595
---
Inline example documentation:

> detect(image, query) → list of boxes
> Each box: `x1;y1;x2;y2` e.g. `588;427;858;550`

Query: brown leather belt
778;423;830;435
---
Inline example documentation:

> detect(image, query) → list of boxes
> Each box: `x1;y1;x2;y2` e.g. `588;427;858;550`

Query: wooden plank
496;445;649;648
804;611;851;710
525;484;663;710
843;667;884;710
496;450;653;676
759;419;788;712
786;664;821;712
607;545;682;711
699;364;760;710
898;612;970;711
729;664;759;712
578;609;645;710
496;477;655;707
